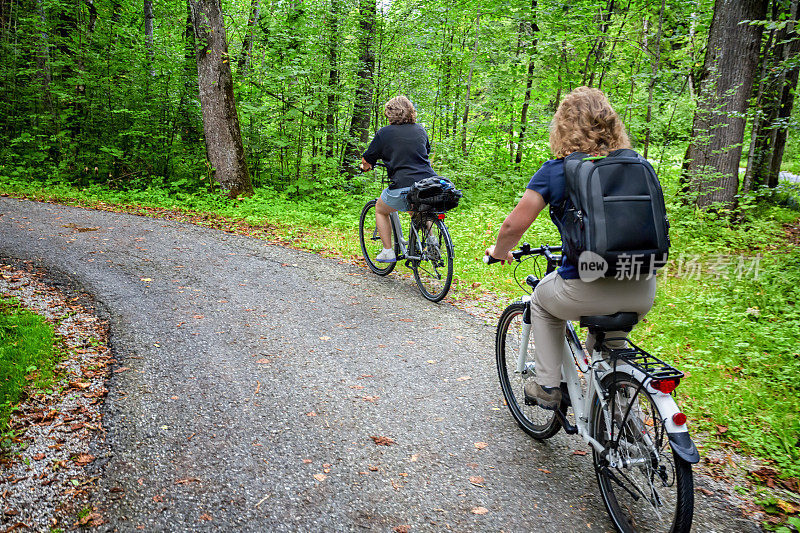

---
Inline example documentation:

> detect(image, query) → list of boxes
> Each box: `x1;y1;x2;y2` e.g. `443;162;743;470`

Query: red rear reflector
672;412;687;426
651;378;680;394
437;213;446;220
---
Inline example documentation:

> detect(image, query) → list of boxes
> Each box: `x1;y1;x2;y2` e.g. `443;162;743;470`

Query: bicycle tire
409;217;453;302
495;301;561;439
359;200;397;276
591;374;694;533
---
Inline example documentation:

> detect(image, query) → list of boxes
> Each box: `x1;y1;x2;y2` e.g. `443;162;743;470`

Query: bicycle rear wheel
359;199;396;276
495;302;560;439
409;217;453;302
591;375;694;533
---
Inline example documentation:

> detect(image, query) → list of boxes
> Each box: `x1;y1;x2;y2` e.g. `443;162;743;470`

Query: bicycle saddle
579;312;639;332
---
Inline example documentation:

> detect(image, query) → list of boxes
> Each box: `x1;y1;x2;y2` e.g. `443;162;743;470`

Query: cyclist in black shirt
360;96;437;262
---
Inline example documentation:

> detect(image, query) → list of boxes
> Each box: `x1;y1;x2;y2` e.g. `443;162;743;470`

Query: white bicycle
488;244;699;533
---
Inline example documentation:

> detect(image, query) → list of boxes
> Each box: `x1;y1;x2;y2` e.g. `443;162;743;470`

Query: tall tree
325;0;340;160
188;0;253;197
644;0;666;159
144;0;155;77
461;10;481;156
684;0;767;208
515;0;538;168
341;0;376;176
238;0;260;76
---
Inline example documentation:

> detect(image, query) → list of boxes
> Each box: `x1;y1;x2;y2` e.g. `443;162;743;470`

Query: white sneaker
375;248;396;263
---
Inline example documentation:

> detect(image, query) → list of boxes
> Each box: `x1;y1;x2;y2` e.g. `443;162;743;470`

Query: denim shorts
380;186;412;212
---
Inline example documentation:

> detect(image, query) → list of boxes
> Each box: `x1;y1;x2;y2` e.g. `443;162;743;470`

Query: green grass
0;297;58;432
1;170;799;477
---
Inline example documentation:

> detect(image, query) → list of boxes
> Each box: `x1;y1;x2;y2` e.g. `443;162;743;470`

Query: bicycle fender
603;363;700;464
668;431;700;464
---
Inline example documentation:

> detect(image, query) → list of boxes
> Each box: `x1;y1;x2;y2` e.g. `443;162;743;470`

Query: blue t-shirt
526;159;579;279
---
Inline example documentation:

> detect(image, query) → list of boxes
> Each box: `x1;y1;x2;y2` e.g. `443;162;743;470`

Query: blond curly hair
549;87;631;158
384;95;417;125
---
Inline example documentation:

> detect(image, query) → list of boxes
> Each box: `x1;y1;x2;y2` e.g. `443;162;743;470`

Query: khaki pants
530;272;657;387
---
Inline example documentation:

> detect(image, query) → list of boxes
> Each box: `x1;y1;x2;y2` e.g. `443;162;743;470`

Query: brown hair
384;95;417;125
549;86;631;158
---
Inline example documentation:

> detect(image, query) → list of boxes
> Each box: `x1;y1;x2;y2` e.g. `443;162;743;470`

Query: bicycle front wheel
495;302;560;439
409;217;453;302
359;200;396;276
591;375;694;533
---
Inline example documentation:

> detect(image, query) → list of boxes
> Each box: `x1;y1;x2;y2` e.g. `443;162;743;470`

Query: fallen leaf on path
175;478;200;485
313;473;327;481
715;425;728;434
256;358;271;364
193;315;204;319
469;476;485;485
474;442;488;450
370;436;396;446
319;336;331;341
394;526;410;533
73;453;95;466
362;396;379;402
573;450;587;456
305;411;317;417
538;468;551;474
471;507;489;515
199;513;212;521
140;278;152;282
457;376;471;381
302;459;312;464
32;453;45;461
696;487;713;496
68;381;90;390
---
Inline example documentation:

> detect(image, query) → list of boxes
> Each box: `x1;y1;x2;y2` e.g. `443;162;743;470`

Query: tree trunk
643;0;665;159
341;0;375;176
188;0;253;197
684;0;767;209
238;0;260;76
325;0;339;160
515;0;537;168
461;10;480;156
144;0;155;77
768;1;800;188
745;0;799;191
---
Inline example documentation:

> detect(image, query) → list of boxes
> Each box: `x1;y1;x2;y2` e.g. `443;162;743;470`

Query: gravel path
0;198;759;532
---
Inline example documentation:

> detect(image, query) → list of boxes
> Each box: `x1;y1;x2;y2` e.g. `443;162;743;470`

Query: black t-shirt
362;123;437;189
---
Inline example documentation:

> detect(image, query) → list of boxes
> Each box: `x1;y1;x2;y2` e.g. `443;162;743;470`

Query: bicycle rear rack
606;340;684;381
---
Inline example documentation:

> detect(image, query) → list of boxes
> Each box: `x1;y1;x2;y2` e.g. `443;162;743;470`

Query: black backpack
557;149;670;277
406;177;463;212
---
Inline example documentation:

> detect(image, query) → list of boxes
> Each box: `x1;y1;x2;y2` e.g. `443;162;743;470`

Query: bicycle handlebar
483;243;563;265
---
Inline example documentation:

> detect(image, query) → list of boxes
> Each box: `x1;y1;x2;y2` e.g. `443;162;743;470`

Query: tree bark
238;0;260;76
341;0;375;176
461;10;481;156
684;0;767;209
188;0;253;197
515;0;538;168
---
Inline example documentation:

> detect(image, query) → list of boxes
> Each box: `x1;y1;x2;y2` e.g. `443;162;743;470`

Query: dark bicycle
359;163;454;302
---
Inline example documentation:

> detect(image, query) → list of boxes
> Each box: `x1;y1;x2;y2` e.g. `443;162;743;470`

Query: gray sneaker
425;235;441;261
523;382;562;410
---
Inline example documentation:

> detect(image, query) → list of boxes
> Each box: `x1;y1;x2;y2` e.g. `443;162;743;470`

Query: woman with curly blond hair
485;87;656;410
360;96;437;263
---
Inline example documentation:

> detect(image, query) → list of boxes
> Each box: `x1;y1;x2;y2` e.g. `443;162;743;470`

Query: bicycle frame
514;294;697;466
388;211;425;262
